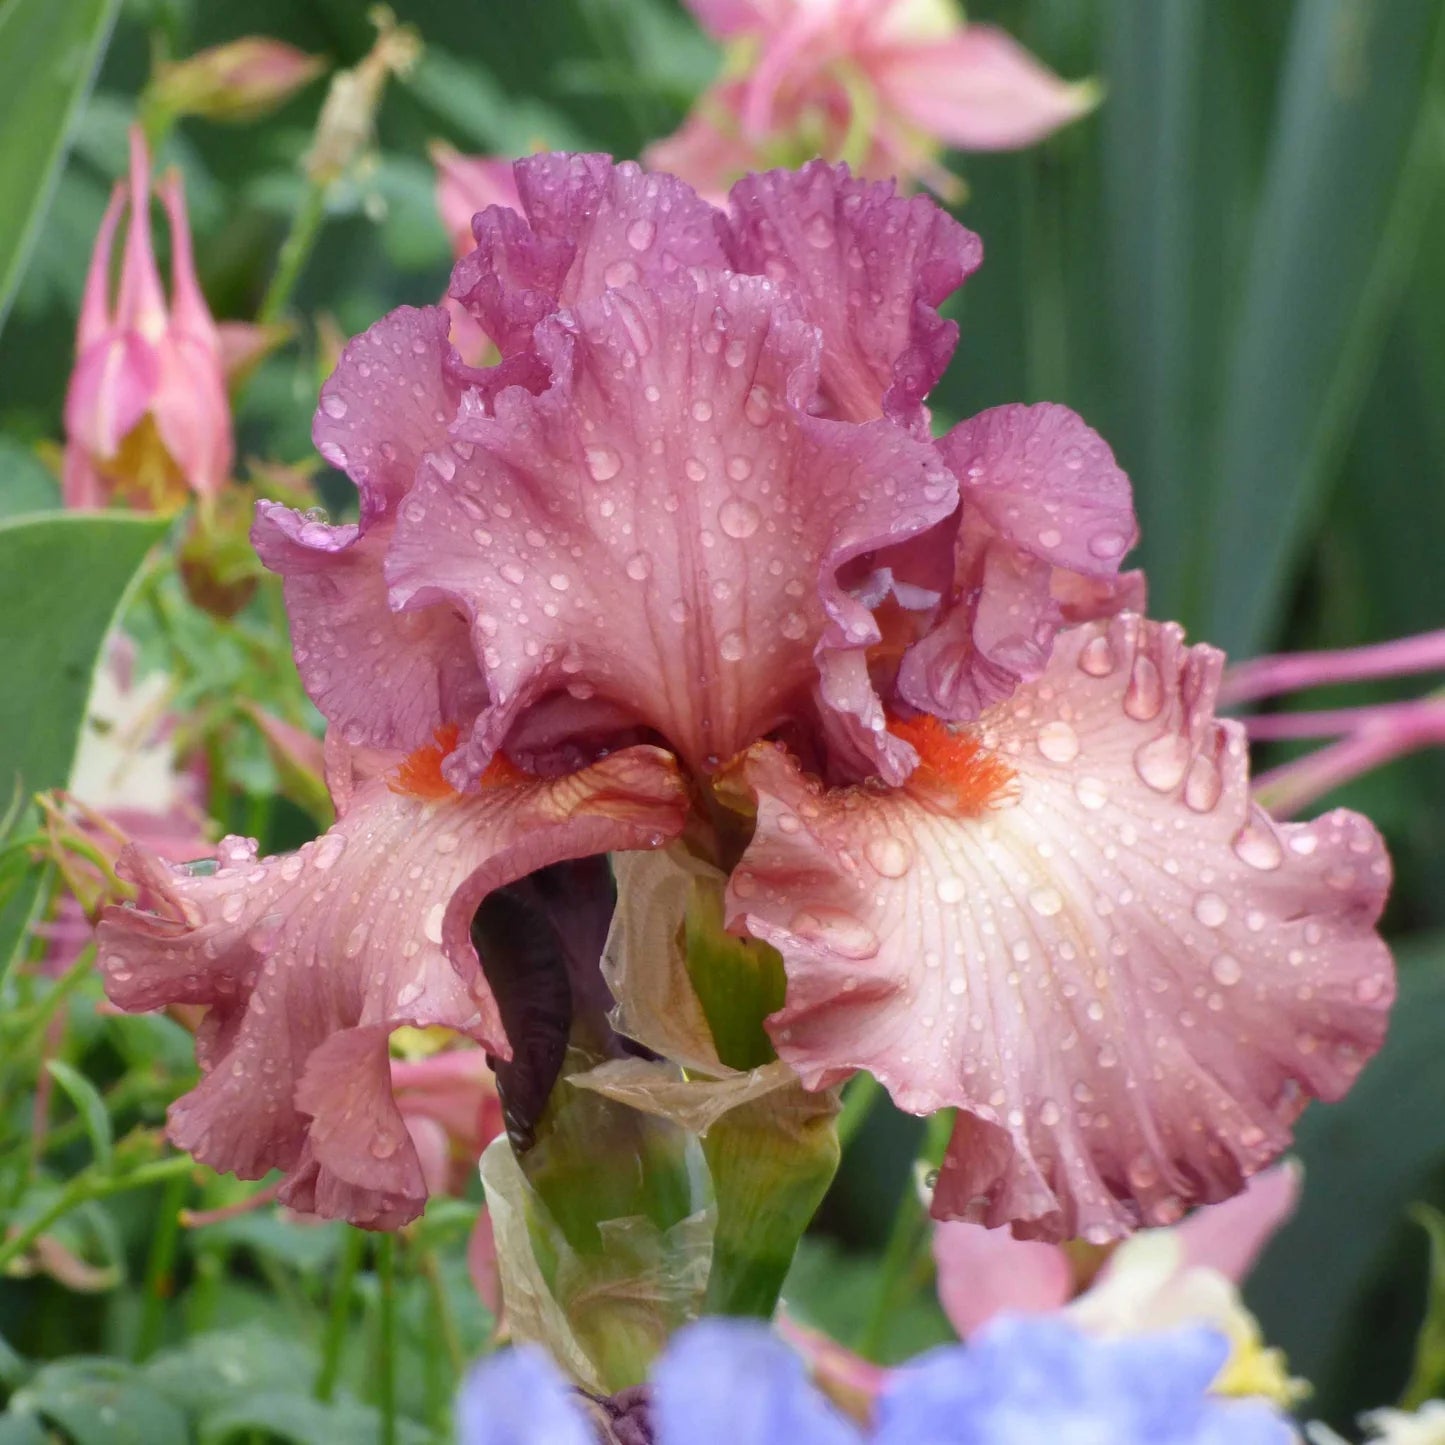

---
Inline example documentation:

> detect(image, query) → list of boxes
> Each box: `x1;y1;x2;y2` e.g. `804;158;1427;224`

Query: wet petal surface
730;614;1393;1241
98;746;686;1227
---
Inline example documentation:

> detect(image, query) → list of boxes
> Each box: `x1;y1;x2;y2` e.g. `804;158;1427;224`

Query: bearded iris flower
456;1315;1297;1444
99;152;1392;1244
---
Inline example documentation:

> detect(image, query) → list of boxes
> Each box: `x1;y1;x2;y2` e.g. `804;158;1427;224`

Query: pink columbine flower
647;0;1099;200
99;153;1392;1241
63;128;233;511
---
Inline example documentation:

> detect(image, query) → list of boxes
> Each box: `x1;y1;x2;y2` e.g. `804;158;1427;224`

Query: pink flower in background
932;1161;1300;1338
648;0;1099;199
101;153;1393;1241
391;1043;504;1196
63;128;233;510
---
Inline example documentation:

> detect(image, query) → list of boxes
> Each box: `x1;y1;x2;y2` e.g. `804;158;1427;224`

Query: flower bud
148;37;324;123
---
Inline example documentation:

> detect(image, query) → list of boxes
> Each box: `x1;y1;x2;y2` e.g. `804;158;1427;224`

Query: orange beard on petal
887;712;1018;817
389;725;528;800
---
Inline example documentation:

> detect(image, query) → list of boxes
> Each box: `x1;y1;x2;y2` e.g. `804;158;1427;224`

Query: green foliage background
1;0;1444;1436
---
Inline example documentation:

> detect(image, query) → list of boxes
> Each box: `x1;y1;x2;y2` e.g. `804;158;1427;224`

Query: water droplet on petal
1134;734;1189;792
585;446;622;483
1233;818;1283;871
936;875;965;904
1036;720;1079;764
1038;527;1062;550
1028;886;1063;917
1079;635;1117;676
719;497;761;539
1073;776;1109;810
804;212;835;248
1193;892;1228;928
865;836;912;878
626;218;656;251
423;903;446;944
1184;755;1222;812
625;553;651;581
1210;952;1243;986
788;906;878;958
719;631;746;662
1088;530;1128;560
313;836;346;871
321;393;348;419
744;386;772;426
1123;656;1163;721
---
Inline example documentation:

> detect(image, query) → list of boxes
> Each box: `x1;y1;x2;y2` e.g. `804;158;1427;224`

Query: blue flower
455;1315;1297;1445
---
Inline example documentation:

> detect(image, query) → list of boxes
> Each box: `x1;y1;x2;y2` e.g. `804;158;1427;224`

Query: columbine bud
305;6;420;187
63;128;232;511
147;37;324;124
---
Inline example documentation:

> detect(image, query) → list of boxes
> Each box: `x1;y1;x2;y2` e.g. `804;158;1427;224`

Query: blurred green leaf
0;439;60;516
406;49;589;155
1198;0;1445;654
0;511;166;980
0;0;123;338
44;1061;114;1169
145;1328;319;1418
0;1418;46;1445
197;1391;430;1445
1401;1204;1445;1408
10;1358;188;1445
1249;932;1445;1418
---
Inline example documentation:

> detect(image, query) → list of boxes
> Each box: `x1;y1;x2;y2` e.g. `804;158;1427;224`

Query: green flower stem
315;1225;367;1403
135;1168;189;1360
258;180;328;326
417;1243;464;1429
835;1072;881;1152
855;1170;925;1360
376;1234;398;1445
0;1154;195;1276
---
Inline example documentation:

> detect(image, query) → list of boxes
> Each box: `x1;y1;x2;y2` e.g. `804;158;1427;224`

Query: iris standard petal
450;152;727;359
387;270;955;784
723;161;981;429
97;745;686;1228
729;613;1393;1241
899;402;1139;722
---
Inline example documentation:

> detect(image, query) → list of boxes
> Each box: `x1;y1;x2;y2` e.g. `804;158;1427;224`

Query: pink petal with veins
729;613;1393;1242
386;272;954;784
724;162;981;429
96;746;686;1228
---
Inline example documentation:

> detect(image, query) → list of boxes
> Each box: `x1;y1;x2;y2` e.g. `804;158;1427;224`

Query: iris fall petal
728;613;1393;1242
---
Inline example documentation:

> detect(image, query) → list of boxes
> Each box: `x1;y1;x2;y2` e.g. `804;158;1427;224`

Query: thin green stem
258;182;328;326
418;1245;463;1429
0;1155;195;1276
136;1170;189;1360
316;1225;367;1402
856;1171;924;1361
835;1072;881;1152
376;1234;398;1445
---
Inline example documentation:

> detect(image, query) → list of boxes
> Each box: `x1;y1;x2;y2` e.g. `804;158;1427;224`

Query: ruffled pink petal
898;404;1138;722
96;746;686;1228
450;153;726;360
387;272;955;783
723;162;981;428
932;1220;1072;1337
1174;1159;1300;1282
728;613;1394;1243
255;305;491;751
873;25;1098;152
252;507;484;754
